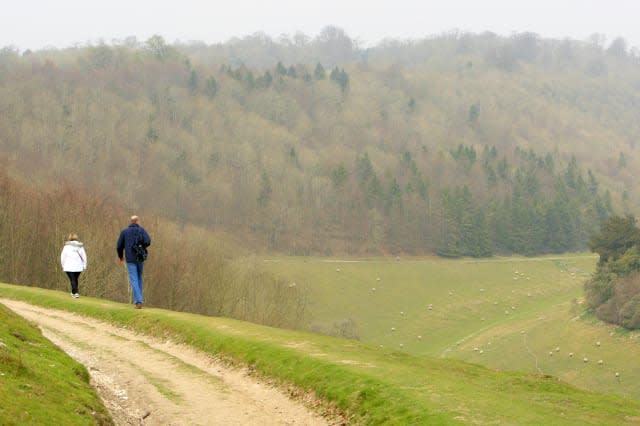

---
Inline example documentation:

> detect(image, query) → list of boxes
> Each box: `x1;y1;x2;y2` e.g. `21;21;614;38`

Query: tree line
585;215;640;329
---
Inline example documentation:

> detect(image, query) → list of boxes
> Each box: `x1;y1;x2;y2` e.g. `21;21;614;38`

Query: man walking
117;215;151;309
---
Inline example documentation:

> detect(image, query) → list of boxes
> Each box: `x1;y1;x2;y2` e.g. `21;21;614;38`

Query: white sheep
596;341;601;347
569;352;574;357
583;357;588;363
598;360;604;365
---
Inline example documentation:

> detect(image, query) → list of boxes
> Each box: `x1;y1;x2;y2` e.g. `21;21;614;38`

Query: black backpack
132;229;148;262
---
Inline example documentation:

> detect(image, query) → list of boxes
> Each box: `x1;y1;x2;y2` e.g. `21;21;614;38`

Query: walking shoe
73;293;80;298
135;303;142;309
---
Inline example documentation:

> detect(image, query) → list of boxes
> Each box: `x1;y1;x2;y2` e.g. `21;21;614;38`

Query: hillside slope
2;283;640;425
1;32;638;254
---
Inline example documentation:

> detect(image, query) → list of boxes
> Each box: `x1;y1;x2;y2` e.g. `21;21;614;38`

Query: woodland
586;215;640;328
1;27;640;325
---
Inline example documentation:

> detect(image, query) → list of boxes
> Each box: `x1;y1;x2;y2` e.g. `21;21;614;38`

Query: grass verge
0;297;112;426
2;282;640;425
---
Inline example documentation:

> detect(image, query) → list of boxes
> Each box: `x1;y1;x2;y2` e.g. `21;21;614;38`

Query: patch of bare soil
1;299;334;426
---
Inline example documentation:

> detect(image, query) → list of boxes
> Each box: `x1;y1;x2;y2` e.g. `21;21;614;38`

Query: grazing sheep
474;347;479;352
596;341;601;347
598;360;604;365
549;351;553;356
399;343;404;347
391;327;396;331
417;335;422;340
336;268;341;272
376;277;381;281
569;352;574;357
615;372;620;378
371;287;376;291
583;357;588;363
479;350;484;354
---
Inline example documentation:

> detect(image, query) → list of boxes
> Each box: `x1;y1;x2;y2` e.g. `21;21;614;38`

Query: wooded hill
1;28;638;256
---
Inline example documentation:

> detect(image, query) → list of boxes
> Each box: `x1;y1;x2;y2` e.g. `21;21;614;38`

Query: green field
264;254;640;400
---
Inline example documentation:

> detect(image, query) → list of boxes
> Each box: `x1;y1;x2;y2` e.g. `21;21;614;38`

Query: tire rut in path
1;299;330;426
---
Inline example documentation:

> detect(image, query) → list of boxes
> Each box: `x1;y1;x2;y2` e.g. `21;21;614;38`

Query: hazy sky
2;0;639;51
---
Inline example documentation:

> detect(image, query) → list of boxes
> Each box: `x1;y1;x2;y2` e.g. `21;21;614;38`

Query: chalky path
1;299;329;426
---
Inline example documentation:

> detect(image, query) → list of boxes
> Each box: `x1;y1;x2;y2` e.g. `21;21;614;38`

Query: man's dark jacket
117;224;151;263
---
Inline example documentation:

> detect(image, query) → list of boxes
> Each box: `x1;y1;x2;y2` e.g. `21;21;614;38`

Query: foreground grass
2;283;640;425
0;301;112;425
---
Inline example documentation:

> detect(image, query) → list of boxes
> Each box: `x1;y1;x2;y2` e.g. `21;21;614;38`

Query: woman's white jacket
60;241;88;272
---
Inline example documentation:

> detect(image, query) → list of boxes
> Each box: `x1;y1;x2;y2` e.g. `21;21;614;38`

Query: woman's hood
65;240;84;248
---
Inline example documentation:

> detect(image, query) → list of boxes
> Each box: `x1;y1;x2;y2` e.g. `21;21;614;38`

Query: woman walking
60;233;88;298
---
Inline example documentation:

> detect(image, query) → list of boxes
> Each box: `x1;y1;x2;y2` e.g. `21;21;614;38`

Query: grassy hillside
0;303;112;425
263;254;640;400
2;282;640;425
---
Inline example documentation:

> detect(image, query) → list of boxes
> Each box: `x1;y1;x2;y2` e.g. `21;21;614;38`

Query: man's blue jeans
126;262;145;304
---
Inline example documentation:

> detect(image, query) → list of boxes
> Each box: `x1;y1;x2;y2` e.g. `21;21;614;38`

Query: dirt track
1;299;331;426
